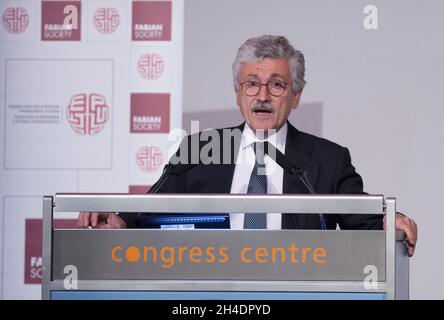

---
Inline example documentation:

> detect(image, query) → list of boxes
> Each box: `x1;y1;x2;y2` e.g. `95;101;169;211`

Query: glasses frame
240;79;288;97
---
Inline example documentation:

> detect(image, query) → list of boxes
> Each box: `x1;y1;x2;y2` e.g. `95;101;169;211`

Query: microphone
127;163;199;228
149;163;198;194
257;141;327;230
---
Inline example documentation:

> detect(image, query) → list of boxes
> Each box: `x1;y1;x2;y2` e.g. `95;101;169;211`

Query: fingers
77;212;113;228
396;215;417;244
395;213;418;257
101;213;127;229
85;212;125;229
91;212;100;228
407;242;415;257
407;219;418;257
98;223;113;229
77;212;91;228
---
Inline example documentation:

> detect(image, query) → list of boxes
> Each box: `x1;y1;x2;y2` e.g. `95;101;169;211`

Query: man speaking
78;35;417;256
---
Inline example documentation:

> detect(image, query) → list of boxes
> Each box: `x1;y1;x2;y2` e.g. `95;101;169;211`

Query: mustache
251;102;274;112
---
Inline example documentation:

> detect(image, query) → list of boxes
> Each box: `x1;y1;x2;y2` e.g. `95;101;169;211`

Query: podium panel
42;194;408;300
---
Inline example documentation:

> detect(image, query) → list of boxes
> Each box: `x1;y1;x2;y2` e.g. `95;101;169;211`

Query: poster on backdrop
5;59;113;169
0;0;183;299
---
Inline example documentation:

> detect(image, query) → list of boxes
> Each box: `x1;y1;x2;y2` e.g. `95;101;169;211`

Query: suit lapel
282;122;320;229
209;123;244;193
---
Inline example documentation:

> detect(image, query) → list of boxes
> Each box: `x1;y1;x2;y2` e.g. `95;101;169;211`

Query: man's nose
257;84;271;102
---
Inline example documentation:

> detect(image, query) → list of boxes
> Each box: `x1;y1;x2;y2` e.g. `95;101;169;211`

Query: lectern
42;194;409;300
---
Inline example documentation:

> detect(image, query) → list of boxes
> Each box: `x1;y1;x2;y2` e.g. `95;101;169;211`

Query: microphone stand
259;141;327;230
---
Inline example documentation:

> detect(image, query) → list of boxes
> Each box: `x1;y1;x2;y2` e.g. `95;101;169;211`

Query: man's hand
77;212;127;229
384;213;417;257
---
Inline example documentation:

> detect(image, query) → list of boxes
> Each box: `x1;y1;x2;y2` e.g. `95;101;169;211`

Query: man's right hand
77;212;127;229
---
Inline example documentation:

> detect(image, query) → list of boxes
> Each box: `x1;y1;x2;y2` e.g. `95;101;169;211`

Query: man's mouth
254;109;272;114
251;102;274;117
252;105;273;115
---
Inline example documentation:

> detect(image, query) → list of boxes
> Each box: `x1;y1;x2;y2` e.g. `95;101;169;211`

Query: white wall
183;0;444;299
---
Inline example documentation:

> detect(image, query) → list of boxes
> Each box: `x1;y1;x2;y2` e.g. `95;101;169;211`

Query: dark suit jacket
127;121;382;230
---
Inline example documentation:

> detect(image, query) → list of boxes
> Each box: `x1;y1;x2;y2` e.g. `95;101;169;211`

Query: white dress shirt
229;123;287;230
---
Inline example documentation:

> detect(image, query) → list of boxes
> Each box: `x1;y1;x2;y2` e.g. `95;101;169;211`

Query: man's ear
291;91;302;110
236;88;241;107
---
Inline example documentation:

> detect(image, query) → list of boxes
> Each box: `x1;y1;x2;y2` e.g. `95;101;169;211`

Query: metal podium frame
42;193;407;300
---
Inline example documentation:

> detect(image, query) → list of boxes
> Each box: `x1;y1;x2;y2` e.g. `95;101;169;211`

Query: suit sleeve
336;147;383;230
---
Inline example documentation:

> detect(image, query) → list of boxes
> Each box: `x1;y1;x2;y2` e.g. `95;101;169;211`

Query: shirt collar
241;122;287;153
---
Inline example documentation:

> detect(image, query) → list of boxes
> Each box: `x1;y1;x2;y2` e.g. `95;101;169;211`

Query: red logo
136;146;163;172
41;1;81;41
130;93;170;134
132;1;171;41
66;93;110;135
137;53;165;80
25;219;77;284
129;185;151;194
2;7;29;34
94;7;120;34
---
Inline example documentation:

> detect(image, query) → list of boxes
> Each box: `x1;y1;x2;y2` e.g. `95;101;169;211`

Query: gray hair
232;35;306;94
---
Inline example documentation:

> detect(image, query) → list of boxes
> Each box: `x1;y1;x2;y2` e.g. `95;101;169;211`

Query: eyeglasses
240;79;288;97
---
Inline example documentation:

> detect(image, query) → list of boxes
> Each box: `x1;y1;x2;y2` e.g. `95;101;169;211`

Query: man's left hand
384;213;418;257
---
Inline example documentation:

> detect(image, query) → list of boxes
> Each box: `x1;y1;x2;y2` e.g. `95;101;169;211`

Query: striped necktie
243;142;267;229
